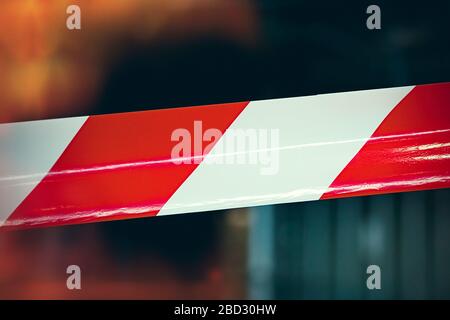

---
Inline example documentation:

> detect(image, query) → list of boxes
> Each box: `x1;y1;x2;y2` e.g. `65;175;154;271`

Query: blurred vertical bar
223;209;249;299
335;197;364;299
400;191;427;299
425;190;436;298
272;203;305;299
365;194;396;299
248;205;274;299
434;188;450;299
299;201;333;299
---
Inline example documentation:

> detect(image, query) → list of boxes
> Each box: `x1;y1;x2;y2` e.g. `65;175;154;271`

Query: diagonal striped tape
0;83;449;230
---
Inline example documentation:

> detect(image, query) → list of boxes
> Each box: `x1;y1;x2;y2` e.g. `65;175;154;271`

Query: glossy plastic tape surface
1;83;449;230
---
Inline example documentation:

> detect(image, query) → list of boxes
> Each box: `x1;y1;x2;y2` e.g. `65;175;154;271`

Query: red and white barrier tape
1;83;449;230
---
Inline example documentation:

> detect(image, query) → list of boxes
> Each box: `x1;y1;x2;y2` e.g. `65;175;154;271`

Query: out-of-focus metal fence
249;189;450;299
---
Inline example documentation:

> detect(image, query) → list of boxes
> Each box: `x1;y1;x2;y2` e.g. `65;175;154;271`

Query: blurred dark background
0;0;449;299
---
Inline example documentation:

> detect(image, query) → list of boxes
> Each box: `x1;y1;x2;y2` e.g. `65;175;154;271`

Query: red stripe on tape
321;83;450;199
5;102;248;229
